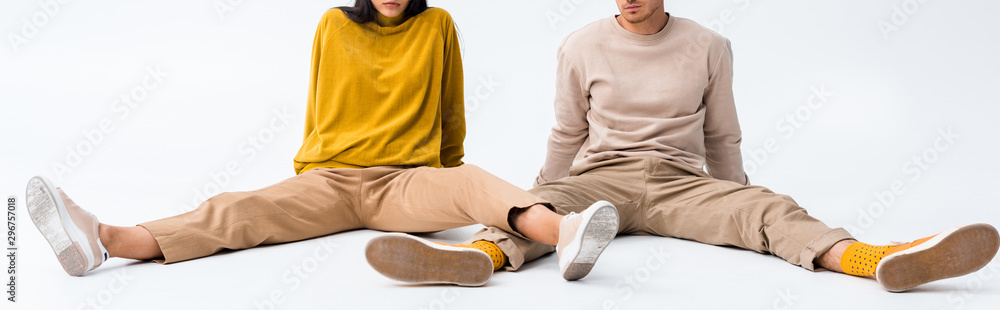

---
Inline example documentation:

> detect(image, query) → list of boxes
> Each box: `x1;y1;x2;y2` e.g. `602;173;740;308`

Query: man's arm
439;15;466;168
535;44;589;186
703;39;749;185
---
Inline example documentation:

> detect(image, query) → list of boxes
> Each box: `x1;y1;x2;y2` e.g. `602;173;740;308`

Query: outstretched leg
28;167;367;276
642;158;1000;292
137;168;365;264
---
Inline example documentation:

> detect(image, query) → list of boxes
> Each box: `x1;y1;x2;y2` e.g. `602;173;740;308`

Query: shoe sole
876;223;1000;292
560;201;619;281
25;176;94;276
365;233;493;286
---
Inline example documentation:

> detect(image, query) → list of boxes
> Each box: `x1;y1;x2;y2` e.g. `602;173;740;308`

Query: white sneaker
557;201;619;281
25;176;108;276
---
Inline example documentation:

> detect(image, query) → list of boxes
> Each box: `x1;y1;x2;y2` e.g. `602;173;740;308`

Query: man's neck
616;12;669;35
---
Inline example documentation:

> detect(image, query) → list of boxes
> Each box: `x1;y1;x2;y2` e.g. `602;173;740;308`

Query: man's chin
621;13;651;24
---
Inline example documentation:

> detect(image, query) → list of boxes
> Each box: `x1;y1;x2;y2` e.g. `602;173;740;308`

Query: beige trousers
467;156;854;271
140;165;547;263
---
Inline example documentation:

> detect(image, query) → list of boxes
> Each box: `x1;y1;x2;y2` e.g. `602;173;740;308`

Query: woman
26;0;619;286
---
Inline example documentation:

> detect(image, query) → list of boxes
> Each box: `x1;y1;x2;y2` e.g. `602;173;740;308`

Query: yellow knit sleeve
295;10;331;174
439;15;465;168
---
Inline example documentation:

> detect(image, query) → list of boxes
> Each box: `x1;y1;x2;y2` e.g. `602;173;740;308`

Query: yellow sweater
293;8;465;174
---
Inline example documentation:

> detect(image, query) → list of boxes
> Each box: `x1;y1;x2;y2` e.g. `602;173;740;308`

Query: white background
2;0;999;309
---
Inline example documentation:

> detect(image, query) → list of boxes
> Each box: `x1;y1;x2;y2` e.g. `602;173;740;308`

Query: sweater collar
376;12;407;27
609;12;673;42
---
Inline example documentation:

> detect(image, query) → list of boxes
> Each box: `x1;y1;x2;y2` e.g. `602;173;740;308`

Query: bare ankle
509;204;561;245
817;239;856;273
98;224;117;258
507;206;530;233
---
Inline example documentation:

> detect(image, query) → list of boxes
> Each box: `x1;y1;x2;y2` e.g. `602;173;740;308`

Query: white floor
10;224;1000;310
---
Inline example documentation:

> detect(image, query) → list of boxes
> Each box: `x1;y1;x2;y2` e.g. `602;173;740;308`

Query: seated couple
26;0;998;292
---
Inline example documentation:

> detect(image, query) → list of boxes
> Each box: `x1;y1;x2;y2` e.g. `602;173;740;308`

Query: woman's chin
378;10;404;17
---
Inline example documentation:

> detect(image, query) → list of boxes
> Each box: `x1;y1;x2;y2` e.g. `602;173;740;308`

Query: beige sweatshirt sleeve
535;43;589;186
702;39;749;185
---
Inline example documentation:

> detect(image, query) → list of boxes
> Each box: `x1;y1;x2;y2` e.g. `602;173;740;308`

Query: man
365;0;999;292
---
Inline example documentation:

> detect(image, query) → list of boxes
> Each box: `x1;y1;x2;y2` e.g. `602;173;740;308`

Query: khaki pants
140;165;547;263
467;157;853;271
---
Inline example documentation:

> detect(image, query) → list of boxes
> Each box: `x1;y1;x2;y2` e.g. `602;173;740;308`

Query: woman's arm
293;11;330;174
439;15;466;168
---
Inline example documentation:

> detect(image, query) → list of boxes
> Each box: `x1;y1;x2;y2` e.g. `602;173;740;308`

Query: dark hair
338;0;428;24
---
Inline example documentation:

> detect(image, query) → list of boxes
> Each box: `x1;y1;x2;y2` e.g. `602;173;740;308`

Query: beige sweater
536;14;748;186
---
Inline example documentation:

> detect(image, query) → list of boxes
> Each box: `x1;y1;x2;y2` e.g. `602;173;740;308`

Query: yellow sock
454;241;508;271
840;242;895;277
